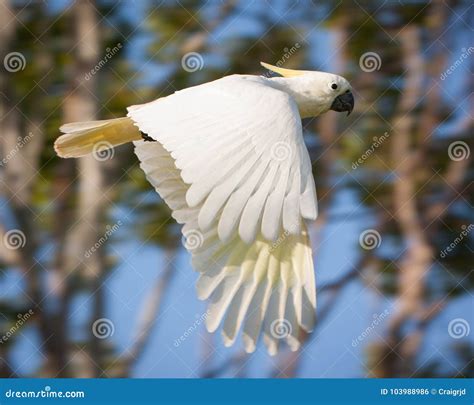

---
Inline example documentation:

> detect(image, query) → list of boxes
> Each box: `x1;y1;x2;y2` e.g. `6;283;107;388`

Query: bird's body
55;63;353;355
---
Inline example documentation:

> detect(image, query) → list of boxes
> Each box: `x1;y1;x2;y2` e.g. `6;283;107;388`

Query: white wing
130;75;318;354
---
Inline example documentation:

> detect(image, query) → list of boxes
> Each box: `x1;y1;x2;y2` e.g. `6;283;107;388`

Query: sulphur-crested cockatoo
55;62;354;355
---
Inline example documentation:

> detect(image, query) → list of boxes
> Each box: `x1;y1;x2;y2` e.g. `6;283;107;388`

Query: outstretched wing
129;75;317;242
130;75;318;354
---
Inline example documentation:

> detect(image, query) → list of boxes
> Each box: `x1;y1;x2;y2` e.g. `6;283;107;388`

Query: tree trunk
60;0;106;378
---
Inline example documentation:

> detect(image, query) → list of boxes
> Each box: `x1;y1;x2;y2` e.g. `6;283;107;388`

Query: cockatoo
55;62;354;355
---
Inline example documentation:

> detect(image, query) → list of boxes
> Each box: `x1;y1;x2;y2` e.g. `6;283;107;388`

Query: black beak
330;91;354;116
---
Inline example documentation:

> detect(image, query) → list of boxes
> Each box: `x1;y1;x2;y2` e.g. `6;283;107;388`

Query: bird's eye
330;83;338;90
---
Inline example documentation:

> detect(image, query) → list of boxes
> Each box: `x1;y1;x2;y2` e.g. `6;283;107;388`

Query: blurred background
0;0;472;378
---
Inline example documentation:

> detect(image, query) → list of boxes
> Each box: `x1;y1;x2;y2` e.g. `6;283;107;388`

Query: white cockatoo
55;62;354;355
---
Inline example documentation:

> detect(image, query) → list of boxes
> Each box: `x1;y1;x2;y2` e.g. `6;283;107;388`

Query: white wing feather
131;75;317;354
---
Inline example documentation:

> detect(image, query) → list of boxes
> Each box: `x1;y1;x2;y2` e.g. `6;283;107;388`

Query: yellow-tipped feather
260;61;306;78
54;117;142;158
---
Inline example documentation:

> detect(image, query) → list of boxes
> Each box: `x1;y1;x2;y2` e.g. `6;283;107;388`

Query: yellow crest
260;62;306;77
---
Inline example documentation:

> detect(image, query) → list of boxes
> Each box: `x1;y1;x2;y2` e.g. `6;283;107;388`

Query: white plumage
54;63;354;355
130;75;317;354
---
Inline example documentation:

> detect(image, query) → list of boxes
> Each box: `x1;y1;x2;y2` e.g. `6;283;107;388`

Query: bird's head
261;62;354;118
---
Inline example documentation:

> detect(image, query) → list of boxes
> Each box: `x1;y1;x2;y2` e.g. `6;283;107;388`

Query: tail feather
55;117;142;158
